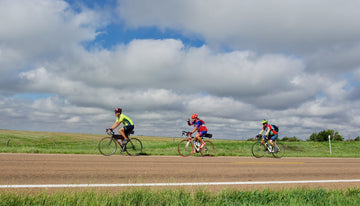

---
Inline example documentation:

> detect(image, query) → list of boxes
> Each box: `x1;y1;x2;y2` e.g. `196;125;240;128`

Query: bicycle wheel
99;137;117;156
272;142;285;158
125;138;143;156
178;139;193;157
251;142;266;158
200;140;215;157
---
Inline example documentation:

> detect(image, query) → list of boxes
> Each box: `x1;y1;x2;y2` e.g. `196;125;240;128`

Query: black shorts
124;125;134;135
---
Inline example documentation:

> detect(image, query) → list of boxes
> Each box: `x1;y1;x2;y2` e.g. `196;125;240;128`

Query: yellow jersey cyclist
106;108;134;144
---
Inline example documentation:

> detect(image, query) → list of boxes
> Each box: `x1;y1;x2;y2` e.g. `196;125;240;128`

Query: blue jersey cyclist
106;108;134;143
187;113;207;153
258;119;278;152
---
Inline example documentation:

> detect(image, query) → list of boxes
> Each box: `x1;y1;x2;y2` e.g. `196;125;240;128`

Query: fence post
328;135;332;155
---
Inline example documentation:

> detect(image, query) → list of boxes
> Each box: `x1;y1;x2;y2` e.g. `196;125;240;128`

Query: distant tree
309;129;343;141
355;136;360;141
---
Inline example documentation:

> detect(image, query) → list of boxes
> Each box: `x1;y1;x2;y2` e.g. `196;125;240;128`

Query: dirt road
1;153;359;191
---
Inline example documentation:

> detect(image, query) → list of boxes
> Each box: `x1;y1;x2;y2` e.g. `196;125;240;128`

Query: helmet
262;119;268;124
191;113;198;119
114;108;122;113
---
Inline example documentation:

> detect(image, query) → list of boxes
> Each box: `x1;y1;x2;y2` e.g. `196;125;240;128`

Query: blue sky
1;0;360;140
66;0;206;50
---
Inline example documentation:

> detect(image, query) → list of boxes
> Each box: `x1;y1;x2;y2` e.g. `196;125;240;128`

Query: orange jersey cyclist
187;113;207;153
106;108;134;144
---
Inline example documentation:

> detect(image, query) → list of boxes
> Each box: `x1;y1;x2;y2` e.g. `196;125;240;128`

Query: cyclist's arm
190;125;198;135
187;119;193;126
265;129;271;137
259;129;265;135
110;121;121;130
191;128;197;134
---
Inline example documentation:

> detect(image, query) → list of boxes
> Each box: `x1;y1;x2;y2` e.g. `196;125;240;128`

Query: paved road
1;154;360;190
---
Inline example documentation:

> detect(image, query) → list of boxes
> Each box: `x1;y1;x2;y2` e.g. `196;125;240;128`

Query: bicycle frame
182;131;202;151
99;130;142;156
107;130;135;145
252;135;285;158
178;131;215;157
107;132;125;147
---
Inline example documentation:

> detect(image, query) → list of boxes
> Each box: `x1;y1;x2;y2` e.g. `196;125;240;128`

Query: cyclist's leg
262;135;267;144
118;127;127;141
122;125;134;141
269;134;278;147
198;131;206;148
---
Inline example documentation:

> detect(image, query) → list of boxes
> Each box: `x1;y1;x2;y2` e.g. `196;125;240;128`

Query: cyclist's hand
188;132;192;137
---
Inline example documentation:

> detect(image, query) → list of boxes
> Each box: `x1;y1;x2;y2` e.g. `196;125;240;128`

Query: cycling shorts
263;134;278;141
198;131;207;138
124;125;134;135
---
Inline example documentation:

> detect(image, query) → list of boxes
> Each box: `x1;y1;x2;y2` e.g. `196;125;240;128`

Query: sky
1;0;360;140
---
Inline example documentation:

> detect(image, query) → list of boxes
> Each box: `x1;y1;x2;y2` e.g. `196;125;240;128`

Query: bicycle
251;135;285;158
178;131;215;157
98;129;142;156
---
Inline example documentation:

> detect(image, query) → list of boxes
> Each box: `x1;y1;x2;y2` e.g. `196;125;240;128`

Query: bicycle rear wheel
200;140;215;157
178;139;193;157
125;138;143;156
99;137;117;156
251;142;266;158
272;142;285;158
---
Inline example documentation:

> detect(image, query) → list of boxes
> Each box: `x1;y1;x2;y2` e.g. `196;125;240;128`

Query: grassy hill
1;129;360;157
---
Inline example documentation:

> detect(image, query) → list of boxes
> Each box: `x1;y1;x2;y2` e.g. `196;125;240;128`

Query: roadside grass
0;188;359;206
1;129;360;157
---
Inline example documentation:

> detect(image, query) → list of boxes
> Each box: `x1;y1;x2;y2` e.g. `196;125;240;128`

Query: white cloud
1;0;360;140
117;0;360;53
0;0;107;75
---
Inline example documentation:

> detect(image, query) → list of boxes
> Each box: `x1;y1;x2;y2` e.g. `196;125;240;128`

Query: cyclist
187;113;207;153
258;119;278;152
106;108;134;144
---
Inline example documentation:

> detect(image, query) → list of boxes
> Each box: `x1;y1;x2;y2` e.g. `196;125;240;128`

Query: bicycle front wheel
251;142;266;158
99;137;117;156
272;142;285;158
200;140;215;157
125;138;143;156
178;139;193;157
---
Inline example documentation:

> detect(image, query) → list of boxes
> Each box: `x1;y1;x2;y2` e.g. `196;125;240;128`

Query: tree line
250;129;360;142
286;129;360;142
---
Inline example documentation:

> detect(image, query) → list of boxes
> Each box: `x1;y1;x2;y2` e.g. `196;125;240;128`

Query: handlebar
256;134;271;142
106;128;114;135
182;131;193;138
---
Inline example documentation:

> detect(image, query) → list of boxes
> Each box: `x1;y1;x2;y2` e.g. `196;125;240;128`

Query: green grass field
1;188;359;206
1;129;360;157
